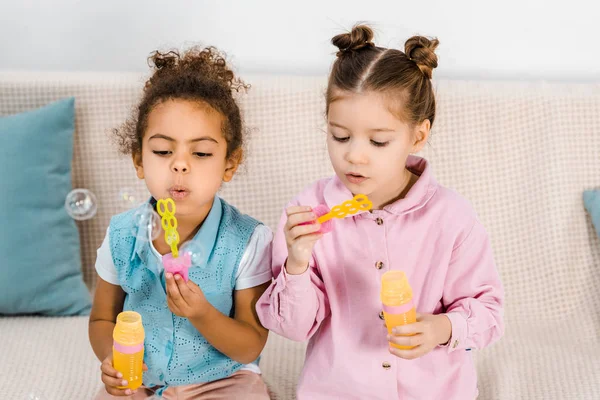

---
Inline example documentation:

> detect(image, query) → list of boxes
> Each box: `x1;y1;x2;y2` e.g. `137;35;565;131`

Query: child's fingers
104;384;136;397
101;357;135;396
286;206;313;217
166;295;180;315
166;281;186;315
387;333;425;348
297;232;324;245
174;274;193;301
389;344;425;360
286;211;317;228
293;232;324;250
392;322;425;336
101;371;130;391
101;357;122;378
185;280;207;304
186;279;203;296
288;221;322;240
165;273;185;304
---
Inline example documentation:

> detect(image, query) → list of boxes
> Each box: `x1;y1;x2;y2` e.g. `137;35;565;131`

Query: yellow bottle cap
381;271;413;306
113;311;145;346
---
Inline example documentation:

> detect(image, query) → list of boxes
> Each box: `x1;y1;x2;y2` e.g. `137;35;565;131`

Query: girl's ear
411;119;430;153
132;152;144;179
223;148;243;182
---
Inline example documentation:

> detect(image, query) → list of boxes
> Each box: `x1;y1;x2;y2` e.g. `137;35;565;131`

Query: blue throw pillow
0;98;91;315
583;190;600;239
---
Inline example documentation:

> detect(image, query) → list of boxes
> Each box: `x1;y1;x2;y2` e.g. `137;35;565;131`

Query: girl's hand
387;313;452;360
166;273;212;320
284;206;323;274
100;354;148;396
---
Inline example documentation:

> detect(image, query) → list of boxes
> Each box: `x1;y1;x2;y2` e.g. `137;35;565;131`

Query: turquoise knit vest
109;198;260;389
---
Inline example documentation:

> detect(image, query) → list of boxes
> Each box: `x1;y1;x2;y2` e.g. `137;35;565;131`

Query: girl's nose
171;157;189;173
345;144;367;165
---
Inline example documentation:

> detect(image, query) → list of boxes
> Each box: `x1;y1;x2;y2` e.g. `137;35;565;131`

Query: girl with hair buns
257;24;504;399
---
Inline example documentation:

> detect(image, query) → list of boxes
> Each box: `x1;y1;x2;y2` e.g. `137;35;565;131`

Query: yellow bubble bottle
381;271;417;350
113;311;145;390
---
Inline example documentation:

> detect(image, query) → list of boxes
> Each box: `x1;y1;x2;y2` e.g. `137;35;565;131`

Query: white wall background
0;0;598;81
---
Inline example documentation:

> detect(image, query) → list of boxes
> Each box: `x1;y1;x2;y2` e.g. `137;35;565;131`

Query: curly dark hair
113;46;249;159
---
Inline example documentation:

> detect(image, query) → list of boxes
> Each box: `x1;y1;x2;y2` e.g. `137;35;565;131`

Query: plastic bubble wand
303;194;373;233
156;198;191;281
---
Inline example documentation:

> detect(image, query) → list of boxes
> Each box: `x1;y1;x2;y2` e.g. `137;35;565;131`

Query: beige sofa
1;72;599;400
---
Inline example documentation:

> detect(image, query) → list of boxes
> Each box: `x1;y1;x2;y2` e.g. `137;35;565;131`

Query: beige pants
95;370;270;400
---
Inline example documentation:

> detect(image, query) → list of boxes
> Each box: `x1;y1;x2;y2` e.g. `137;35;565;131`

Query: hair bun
148;50;180;70
332;25;375;57
404;36;439;79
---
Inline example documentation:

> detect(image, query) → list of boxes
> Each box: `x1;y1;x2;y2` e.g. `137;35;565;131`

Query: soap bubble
26;388;48;400
65;189;97;220
132;203;161;242
180;241;204;267
118;187;142;209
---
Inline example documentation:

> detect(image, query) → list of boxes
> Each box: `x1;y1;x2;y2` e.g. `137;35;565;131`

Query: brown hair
114;46;248;159
327;25;439;127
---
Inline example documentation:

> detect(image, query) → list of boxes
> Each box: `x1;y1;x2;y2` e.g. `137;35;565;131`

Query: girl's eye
193;152;212;158
332;135;350;143
152;150;171;156
370;140;389;147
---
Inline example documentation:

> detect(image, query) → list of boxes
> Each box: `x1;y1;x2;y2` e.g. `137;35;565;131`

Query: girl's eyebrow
149;133;218;144
328;121;350;131
368;128;395;133
328;122;394;133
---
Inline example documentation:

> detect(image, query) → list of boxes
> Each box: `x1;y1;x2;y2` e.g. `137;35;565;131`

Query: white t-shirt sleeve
95;226;120;285
235;224;273;290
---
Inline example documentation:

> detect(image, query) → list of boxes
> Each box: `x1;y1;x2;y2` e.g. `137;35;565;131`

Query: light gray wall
1;0;597;81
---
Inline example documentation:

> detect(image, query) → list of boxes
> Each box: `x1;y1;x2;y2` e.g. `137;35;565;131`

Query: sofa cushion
0;98;91;315
0;316;101;398
584;190;600;239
